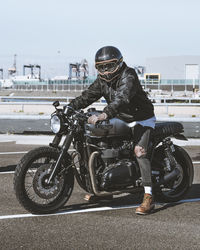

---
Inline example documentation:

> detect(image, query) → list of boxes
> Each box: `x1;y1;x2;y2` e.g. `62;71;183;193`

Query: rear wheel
14;147;74;214
153;145;193;202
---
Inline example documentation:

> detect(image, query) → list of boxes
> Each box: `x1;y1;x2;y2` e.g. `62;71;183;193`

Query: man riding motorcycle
68;46;156;215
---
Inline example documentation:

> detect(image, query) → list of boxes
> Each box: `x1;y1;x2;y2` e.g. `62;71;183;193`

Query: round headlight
50;115;61;133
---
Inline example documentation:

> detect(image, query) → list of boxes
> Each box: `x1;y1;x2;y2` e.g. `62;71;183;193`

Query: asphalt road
0;140;199;250
0;117;200;138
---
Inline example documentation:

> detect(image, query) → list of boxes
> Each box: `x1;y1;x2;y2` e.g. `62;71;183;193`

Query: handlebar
63;105;90;121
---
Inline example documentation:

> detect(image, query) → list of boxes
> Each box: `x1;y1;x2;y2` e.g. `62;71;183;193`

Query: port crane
69;59;89;80
23;64;41;80
8;54;17;77
0;68;3;79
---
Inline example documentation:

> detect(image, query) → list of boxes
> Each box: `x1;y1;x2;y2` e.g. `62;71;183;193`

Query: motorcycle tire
153;145;194;202
14;146;74;214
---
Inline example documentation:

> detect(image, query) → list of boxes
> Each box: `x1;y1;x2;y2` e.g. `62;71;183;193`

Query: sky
1;0;200;78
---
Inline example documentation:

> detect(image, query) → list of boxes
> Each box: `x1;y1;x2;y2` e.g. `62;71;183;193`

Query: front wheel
153;145;194;202
14;147;74;214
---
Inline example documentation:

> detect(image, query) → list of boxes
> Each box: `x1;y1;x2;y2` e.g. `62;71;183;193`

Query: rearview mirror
53;101;60;108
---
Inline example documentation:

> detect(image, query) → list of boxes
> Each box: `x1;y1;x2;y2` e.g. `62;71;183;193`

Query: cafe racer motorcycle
14;101;194;214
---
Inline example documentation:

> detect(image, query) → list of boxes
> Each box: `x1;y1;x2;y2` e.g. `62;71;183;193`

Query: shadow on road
153;184;200;213
0;165;16;172
184;184;200;198
61;184;200;213
192;154;200;161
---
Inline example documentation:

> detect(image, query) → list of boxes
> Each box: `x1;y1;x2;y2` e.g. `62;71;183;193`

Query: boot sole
135;205;155;215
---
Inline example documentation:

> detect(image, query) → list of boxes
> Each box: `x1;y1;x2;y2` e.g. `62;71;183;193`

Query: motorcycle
14;101;194;214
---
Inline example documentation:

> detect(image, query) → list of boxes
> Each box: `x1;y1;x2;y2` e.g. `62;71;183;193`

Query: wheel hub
172;164;184;188
33;164;64;199
164;165;184;189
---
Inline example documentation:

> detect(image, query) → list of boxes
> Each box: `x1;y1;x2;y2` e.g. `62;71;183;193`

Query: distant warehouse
144;55;200;91
145;55;200;81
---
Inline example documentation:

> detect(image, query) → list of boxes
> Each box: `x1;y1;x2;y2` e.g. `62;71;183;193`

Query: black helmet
95;46;123;82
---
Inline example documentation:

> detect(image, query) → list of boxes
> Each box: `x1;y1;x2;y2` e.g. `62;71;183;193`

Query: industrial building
1;54;200;94
145;55;200;81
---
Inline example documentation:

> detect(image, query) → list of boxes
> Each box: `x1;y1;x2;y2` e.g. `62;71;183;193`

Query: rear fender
173;133;188;140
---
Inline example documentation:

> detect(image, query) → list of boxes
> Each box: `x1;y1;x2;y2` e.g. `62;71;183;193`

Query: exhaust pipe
163;168;180;183
155;167;181;187
88;151;143;197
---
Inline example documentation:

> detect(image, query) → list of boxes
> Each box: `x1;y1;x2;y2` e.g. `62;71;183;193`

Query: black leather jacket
69;63;154;122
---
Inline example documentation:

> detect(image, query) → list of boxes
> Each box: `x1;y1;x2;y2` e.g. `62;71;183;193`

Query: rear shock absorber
162;138;177;172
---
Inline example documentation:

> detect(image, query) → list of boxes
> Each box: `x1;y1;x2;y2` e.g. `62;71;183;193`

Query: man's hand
88;113;108;125
88;115;99;125
97;112;108;121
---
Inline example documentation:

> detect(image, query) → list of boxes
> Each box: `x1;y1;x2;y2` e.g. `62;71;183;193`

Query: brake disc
33;164;64;199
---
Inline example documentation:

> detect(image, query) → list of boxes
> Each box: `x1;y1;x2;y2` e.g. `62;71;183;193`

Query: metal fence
11;84;90;92
1;78;200;93
0;95;200;105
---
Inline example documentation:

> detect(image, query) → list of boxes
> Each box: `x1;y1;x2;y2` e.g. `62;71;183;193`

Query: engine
97;141;138;191
85;110;139;191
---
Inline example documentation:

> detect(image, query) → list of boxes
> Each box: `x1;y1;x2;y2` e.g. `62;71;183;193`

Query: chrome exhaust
88;151;142;196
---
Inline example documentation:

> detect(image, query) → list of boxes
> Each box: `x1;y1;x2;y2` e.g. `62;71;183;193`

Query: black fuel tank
85;118;132;138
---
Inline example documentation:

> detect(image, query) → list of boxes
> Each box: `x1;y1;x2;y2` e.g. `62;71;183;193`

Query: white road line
0;160;200;175
0;149;74;155
0;150;199;164
0;151;28;155
0;171;15;174
0;198;200;220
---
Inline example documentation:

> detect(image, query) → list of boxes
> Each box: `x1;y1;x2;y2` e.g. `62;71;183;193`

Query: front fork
47;131;73;184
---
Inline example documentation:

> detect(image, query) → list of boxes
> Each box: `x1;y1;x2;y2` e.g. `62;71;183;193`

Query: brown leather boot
135;193;155;215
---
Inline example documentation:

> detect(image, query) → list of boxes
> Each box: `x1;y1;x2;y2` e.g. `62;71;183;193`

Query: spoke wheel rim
24;156;65;206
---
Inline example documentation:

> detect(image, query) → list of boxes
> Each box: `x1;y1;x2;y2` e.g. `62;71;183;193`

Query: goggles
95;59;119;74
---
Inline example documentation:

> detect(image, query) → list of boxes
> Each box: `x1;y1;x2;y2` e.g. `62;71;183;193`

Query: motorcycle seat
154;122;184;138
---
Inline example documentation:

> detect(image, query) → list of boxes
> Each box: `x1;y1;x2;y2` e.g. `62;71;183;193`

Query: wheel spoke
23;156;65;206
14;147;74;213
